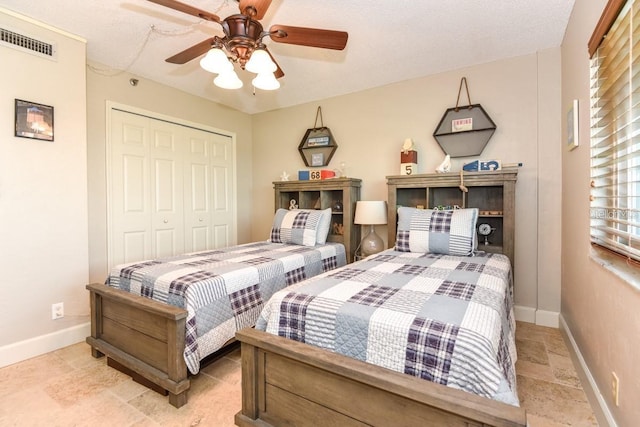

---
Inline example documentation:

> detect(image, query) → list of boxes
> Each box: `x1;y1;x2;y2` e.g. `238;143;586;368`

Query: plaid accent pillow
395;207;478;256
269;208;325;246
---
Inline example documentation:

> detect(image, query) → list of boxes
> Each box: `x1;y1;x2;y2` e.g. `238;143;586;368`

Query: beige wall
86;67;253;284
251;52;563;324
562;1;640;425
0;9;88;360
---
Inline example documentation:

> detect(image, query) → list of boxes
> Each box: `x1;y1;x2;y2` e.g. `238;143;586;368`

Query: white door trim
105;100;238;269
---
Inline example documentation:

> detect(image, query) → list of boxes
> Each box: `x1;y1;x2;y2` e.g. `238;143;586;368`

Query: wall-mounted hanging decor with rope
433;77;496;157
298;106;338;167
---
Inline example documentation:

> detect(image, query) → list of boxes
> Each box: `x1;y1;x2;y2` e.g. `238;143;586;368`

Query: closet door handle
163;219;168;223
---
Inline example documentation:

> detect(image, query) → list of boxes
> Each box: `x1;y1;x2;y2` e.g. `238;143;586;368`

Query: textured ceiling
0;0;576;114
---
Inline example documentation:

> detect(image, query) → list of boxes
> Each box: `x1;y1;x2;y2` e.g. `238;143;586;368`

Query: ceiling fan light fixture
245;48;277;74
200;47;233;74
214;70;243;89
252;72;280;91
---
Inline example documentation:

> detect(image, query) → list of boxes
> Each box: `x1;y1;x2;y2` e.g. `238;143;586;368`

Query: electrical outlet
51;302;64;320
611;371;619;406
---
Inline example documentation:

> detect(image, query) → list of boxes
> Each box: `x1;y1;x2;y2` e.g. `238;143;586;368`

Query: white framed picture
311;152;324;167
567;99;579;150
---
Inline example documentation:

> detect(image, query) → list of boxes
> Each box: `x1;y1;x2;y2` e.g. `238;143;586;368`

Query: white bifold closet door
109;108;235;267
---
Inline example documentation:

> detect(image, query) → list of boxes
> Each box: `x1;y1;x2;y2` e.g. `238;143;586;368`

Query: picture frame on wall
15;99;54;142
567;99;578;150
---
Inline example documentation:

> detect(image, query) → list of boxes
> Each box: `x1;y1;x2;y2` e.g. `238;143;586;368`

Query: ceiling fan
147;0;349;88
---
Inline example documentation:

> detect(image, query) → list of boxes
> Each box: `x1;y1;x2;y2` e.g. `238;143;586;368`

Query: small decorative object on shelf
332;223;344;235
478;223;495;245
479;210;503;216
289;199;298;210
435;154;451;173
280;171;290;181
462;160;502;172
298;169;337;180
400;138;418;175
337;161;347;177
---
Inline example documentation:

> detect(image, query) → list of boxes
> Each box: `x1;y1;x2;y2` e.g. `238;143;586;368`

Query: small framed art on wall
15;99;54;142
567;99;579;150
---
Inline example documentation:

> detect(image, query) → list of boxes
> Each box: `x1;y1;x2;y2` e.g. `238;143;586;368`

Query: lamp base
360;225;384;256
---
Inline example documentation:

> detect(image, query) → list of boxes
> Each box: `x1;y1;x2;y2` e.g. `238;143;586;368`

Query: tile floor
0;322;598;426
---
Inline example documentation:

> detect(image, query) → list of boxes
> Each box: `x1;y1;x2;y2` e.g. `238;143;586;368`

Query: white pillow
316;208;332;244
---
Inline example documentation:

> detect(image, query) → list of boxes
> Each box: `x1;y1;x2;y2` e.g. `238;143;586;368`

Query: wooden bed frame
235;328;527;427
86;282;191;408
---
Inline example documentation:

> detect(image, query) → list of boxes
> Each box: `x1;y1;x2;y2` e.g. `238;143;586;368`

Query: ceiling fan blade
147;0;220;23
166;38;215;64
238;0;273;20
265;47;285;78
270;25;348;50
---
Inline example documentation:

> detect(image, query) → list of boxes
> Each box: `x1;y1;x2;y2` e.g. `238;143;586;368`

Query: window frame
589;0;640;268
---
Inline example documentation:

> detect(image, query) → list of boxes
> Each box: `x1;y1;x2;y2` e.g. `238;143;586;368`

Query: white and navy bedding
256;249;519;405
106;241;346;374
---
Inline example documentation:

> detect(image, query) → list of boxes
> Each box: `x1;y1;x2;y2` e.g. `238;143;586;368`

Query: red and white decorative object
400;138;418;175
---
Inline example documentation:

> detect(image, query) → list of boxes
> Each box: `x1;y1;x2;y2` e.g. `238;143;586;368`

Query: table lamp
354;200;387;257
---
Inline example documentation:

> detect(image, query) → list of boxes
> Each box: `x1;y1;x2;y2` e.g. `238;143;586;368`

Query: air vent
0;27;56;60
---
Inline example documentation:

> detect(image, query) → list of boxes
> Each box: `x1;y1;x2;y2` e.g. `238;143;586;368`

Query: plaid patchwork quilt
256;249;519;405
106;241;346;374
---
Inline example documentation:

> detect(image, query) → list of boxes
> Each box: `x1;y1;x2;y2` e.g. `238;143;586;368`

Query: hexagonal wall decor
298;127;338;167
433;104;496;158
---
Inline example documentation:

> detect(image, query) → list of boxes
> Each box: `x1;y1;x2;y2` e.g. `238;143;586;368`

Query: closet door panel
184;135;213;252
149;123;184;258
211;134;234;247
123;231;146;263
110;111;152;265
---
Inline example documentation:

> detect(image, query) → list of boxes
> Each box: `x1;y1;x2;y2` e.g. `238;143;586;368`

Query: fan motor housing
223;15;264;65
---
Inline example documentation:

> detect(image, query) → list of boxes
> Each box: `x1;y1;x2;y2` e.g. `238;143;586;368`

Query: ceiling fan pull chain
314;106;325;129
455;77;473;111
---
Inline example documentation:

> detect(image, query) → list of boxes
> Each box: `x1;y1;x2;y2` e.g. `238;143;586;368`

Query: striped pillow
269;208;327;246
395;207;478;256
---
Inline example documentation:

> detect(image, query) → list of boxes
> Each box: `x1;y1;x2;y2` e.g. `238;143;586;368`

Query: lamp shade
354;201;387;225
214;70;243;89
246;48;277;74
252;72;280;90
200;48;233;74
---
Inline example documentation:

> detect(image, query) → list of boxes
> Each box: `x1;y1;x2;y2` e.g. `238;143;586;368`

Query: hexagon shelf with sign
298;127;338;167
433;103;496;158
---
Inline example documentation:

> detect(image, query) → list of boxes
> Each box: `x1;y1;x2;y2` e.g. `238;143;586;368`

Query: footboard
235;328;526;427
86;283;190;408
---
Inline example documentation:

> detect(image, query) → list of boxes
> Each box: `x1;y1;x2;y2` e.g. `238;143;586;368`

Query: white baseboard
535;309;559;327
560;315;617;427
0;322;90;368
514;305;559;327
515;305;536;323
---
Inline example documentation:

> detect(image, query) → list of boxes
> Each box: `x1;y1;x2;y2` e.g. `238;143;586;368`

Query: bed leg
90;347;104;358
169;391;188;408
239;341;261;420
88;289;104;359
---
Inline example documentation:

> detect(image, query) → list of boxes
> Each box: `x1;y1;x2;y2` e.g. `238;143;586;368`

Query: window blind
590;0;640;261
